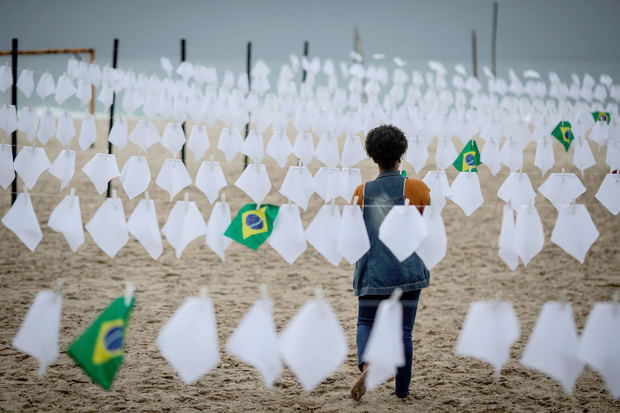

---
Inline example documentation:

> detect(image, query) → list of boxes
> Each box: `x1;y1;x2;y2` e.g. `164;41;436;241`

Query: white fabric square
162;199;207;259
120;156;151;199
127;199;163;260
195;161;227;204
268;203;307;264
234;163;271;205
305;204;342;266
279;166;313;210
595;173;620;215
336;204;370;264
1;193;42;252
13;146;51;190
82;153;121;195
156;158;192;201
538;173;586;210
449;172;484;216
48;149;75;190
48;194;84;252
512;204;544;267
205;201;232;261
85;197;129;258
378;203;428;261
550;204;599;263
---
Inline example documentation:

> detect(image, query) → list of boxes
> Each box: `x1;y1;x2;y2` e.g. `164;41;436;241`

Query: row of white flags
12;283;620;399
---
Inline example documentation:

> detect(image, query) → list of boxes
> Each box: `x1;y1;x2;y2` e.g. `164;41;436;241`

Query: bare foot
350;369;368;401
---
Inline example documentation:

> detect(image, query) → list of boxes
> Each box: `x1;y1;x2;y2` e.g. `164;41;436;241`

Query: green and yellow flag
224;203;279;250
592;111;611;124
67;296;135;390
453;139;482;172
551;121;574;152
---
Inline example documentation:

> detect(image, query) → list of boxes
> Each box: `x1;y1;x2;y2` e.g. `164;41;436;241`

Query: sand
0;118;619;412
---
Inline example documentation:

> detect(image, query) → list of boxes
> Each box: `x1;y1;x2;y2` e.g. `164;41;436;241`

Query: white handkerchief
75;79;91;107
312;167;341;202
82;153;120;195
339;168;362;202
363;296;404;390
293;132;314;166
36;109;56;145
341;134;366;168
456;301;520;375
595;173;620;215
606;139;620;170
128;119;159;152
14;146;51;189
108;117;128;150
1;193;42;251
534;137;554;175
435;137;457;170
187;125;209;161
449;172;484;216
157;295;220;384
161;122;186;156
497;172;536;207
589;122;609;147
336;204;370;264
416;205;447;270
162;199;207;258
36;72;55;100
378;203;428;261
226;298;283;388
0;104;18;136
55;112;75;147
315;133;340;168
85;197;129;258
118;156;149;199
512;204;544;266
12;290;61;377
48;149;75;190
265;130;293;168
498;205;519;271
550;204;599;263
520;302;584;395
156;159;192;201
218;127;244;162
195;161;227;204
305;204;343;266
205;201;232;261
55;75;76;105
573;137;595;174
406;137;429;174
127;199;163;260
279;166;313;210
18;106;38;142
241;129;264;163
278;297;348;391
0;144;15;189
481;138;501;175
17;69;34;97
0;65;11;93
48;194;84;252
78;114;97;151
499;139;523;172
577;302;620;399
234;163;271;205
422;171;451;211
538;173;586;210
268;203;307;264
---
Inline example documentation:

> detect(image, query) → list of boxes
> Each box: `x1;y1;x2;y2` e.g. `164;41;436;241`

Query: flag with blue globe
453;139;482;172
225;203;280;250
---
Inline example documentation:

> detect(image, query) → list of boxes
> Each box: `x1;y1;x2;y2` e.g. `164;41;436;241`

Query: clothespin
124;282;135;307
112;189;117;200
612;292;618;317
70;187;76;207
54;279;63;295
199;286;208;298
184;192;190;211
560;290;567;308
24;186;29;199
404;197;410;213
561;168;565;182
314;286;324;301
330;198;336;216
518;168;522;180
221;193;226;204
352;196;359;213
210;155;214;166
259;283;270;301
390;287;403;303
494;292;502;305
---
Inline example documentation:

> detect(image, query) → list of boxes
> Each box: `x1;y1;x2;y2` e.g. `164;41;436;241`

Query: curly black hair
365;124;408;170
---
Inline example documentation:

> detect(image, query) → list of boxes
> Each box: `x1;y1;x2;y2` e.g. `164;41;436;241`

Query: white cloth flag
162;199;207;259
449;172;484;216
120;156;151;199
305;204;342;266
55;112;75;147
0;104;18;136
589;121;609;147
336;204;370;264
218;127;244;162
363;291;405;390
279;166;313;210
538;173;586;210
312;167;341;202
339;168;362;202
54;75;76;105
108;117;128;150
16;69;34;97
423;171;451;212
36;109;56;145
268;203;307;264
498;205;519;271
205;201;232;261
293;132;314;166
128;119;159;152
550;204;599;263
435;137;458;170
578;301;620;399
606;139;620;170
82;153;121;195
520;302;584;395
156;159;192;201
278;295;348;391
161;122;186;156
497;172;536;207
499;139;523;172
0;144;15;189
48;149;75;190
78;114;97;151
573;137;596;174
416;205;447;270
341;134;366;168
241;129;265;163
406;137;429;174
378;202;428;262
12;290;62;377
127;199;163;260
36;72;55;100
18;106;38;142
234;163;271;205
48;195;84;252
13;146;51;190
595;173;620;215
226;298;283;388
157;294;220;385
512;204;544;266
481;138;502;176
265;130;293;168
315;133;340;168
85;196;129;258
195;161;227;204
456;301;520;376
1;192;43;252
187;125;209;161
0;65;11;93
534;137;554;175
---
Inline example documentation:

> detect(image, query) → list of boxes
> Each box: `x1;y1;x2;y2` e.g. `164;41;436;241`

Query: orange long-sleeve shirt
351;177;431;214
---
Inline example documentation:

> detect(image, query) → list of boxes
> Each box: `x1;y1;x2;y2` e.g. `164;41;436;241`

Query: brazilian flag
67;296;135;390
224;203;279;250
551;121;574;152
592;111;611;124
453;139;482;172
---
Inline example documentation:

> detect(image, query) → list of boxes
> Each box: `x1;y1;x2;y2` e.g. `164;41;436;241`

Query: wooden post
180;38;186;165
301;41;309;83
471;30;478;79
10;38;18;205
243;41;252;170
492;1;498;76
106;38;118;198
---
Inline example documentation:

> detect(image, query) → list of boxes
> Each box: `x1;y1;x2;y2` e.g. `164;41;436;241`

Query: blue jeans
356;289;421;398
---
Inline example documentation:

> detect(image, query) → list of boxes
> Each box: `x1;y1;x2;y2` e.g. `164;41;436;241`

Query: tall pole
301;40;309;82
180;38;186;165
10;38;18;205
471;30;478;79
243;41;252;170
106;38;118;198
491;1;498;76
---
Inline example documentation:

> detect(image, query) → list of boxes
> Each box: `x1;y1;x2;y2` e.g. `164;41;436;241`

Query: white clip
112;189;117;200
70;187;76;207
256;202;262;211
314;286;324;301
124;282;135;307
330;198;336;215
561;168;565;181
404;197;410;212
221;193;226;204
54;279;63;294
259;283;270;301
200;286;208;298
494;292;502;305
184;192;190;211
210;155;214;166
145;190;150;203
352;196;359;208
560;290;567;308
390;287;403;303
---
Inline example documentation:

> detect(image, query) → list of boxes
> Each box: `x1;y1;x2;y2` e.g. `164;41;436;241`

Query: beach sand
0;119;619;412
